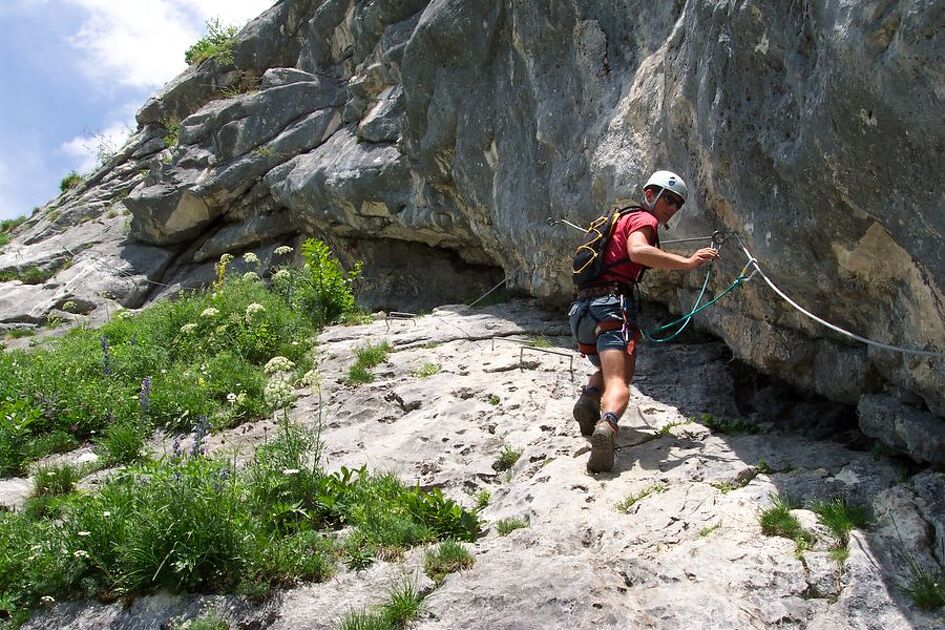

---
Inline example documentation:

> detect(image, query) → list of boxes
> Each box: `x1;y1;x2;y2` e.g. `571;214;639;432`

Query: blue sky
0;0;274;221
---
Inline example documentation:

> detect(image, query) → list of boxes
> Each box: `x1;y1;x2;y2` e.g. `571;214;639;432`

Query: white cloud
65;0;275;89
59;122;135;174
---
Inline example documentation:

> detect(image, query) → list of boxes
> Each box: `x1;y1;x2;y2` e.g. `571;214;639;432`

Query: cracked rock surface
14;301;944;629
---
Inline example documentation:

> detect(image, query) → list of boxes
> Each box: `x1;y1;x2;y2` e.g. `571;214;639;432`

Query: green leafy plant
698;522;721;538
423;540;474;584
474;490;491;510
493;446;521;472
526;335;551;348
162;119;181;148
184;19;239;66
487;394;500;406
495;517;527;536
615;483;666;513
94;418;147;465
59;171;83;193
759;493;816;555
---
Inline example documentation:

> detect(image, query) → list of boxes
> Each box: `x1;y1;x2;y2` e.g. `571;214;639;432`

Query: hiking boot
572;393;600;437
587;420;617;473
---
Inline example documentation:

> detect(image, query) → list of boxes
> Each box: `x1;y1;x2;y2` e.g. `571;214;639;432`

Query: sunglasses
661;192;684;208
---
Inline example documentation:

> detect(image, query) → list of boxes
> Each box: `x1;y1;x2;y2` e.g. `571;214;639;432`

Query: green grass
32;463;82;496
176;611;229;630
338;578;426;630
346;341;391;385
487;394;500;406
411;362;441;378
0;419;480;621
759;494;802;537
693;413;758;434
423;540;475;584
809;497;873;544
493;446;522;472
495;517;527;536
615;483;666;513
903;562;945;611
657;420;688;436
759;493;817;554
0;239;359;476
526;335;551;348
474;490;490;510
698;523;721;538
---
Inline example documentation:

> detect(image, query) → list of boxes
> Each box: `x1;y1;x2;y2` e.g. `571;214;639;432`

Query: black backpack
572;203;656;289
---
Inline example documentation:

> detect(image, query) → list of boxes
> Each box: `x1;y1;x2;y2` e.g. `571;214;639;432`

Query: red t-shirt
596;210;659;285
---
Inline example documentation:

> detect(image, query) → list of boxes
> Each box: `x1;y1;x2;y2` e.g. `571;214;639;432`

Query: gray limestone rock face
858;394;945;466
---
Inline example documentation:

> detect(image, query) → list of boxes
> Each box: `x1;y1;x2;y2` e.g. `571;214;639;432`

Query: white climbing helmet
643;170;688;204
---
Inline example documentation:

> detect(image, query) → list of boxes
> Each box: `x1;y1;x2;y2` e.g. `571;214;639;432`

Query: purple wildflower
100;336;111;376
139;376;152;413
172;435;182;459
191;415;209;457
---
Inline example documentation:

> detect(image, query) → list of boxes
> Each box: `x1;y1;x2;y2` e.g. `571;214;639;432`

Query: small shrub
495;517;527;536
176;610;229;630
423;540;474;583
526;336;551;348
615;483;666;513
162;120;181;148
474;490;491;510
487;394;500;406
59;171;83;193
493;446;521;472
809;497;873;544
184;19;239;66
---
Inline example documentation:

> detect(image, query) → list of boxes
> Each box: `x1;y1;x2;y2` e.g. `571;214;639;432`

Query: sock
600;411;619;430
582;386;601;398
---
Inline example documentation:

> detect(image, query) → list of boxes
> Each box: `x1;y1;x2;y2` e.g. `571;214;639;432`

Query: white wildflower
242;252;260;265
300;369;321;389
115;310;133;320
73;550;89;558
245;303;265;320
226;392;237;403
272;269;291;282
40;596;55;604
180;323;198;334
219;253;234;265
265;376;296;409
200;307;219;318
264;356;296;374
274;246;294;256
282;468;300;475
102;511;111;518
242;271;260;282
77;531;90;537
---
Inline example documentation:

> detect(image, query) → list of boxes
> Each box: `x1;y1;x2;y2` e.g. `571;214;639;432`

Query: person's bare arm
627;228;719;271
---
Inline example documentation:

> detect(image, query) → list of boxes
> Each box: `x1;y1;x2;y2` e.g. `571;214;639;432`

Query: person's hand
686;247;720;269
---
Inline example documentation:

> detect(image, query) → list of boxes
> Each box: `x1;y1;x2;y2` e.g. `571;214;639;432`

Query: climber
568;170;719;473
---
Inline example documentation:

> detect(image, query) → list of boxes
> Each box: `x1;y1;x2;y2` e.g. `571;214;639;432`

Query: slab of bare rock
858;394;945;466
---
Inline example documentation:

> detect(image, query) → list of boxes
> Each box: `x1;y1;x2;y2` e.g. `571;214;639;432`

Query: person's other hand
686;248;720;269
